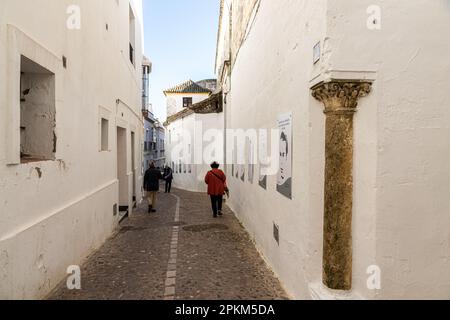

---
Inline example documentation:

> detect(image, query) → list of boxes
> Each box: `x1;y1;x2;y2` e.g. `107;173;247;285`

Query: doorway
131;131;137;208
117;127;128;215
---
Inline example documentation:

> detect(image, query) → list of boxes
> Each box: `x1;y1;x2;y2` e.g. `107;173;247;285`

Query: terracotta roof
164;80;212;95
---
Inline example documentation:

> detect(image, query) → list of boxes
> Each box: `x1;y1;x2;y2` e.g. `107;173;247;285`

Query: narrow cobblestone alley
48;188;289;300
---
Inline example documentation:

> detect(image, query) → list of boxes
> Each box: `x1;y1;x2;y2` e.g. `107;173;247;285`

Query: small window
183;97;193;108
129;5;136;65
20;55;56;163
101;118;109;151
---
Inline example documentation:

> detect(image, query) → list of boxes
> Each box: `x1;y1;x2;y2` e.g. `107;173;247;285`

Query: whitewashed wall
323;0;450;299
166;112;225;193
166;93;211;117
219;0;450;299
222;0;328;299
0;0;144;299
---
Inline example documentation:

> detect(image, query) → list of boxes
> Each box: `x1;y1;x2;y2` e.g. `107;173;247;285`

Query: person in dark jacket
204;161;227;218
144;162;162;213
163;165;174;193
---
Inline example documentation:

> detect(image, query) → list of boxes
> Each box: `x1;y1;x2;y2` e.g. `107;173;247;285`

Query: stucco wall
0;0;144;299
223;0;328;299
20;71;56;160
323;0;450;299
230;0;259;69
220;0;450;299
166;111;224;194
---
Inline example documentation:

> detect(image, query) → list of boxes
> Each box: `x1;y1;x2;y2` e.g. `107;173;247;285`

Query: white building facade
164;80;224;192
142;56;165;171
0;0;145;299
215;0;450;299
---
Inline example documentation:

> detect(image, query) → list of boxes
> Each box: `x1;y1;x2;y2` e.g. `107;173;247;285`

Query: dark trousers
210;195;223;217
165;180;172;193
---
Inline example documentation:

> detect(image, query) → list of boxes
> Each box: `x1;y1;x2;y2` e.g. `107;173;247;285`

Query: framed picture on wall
277;113;293;199
247;137;254;184
259;129;268;190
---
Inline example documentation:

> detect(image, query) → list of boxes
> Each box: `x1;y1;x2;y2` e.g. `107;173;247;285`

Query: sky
143;0;220;122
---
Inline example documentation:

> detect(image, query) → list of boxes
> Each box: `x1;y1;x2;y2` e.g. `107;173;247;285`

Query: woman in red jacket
205;162;227;218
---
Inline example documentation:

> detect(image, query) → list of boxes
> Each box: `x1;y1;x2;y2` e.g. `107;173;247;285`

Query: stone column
311;81;372;290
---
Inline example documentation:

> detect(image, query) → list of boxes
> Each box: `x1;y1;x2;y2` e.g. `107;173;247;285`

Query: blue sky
143;0;220;121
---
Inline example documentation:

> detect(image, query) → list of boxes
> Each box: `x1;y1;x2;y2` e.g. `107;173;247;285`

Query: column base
308;282;364;300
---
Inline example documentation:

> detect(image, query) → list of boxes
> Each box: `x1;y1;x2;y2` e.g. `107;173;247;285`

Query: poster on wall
231;149;235;178
247;138;254;184
259;168;267;190
236;147;241;179
277;113;293;199
259;130;268;190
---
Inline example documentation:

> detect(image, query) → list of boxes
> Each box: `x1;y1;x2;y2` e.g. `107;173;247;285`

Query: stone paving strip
47;189;289;300
164;194;181;300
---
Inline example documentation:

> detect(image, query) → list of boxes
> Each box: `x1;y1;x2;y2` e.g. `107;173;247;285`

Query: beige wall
217;0;450;299
0;0;144;299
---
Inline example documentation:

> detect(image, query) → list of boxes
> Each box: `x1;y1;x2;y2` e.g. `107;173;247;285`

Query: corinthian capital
311;81;372;114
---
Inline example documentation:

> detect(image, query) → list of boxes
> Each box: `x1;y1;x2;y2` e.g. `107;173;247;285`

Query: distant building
154;122;166;169
143;111;166;171
164;79;223;192
165;79;216;117
143;109;156;170
196;79;218;92
142;57;165;171
142;56;152;110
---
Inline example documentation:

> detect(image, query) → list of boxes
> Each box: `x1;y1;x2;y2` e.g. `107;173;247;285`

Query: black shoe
213;215;218;218
218;210;223;216
148;206;152;213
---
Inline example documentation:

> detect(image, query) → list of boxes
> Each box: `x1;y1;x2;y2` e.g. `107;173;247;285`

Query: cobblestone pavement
48;188;289;300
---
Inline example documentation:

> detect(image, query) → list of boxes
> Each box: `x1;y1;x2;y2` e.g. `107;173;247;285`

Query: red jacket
205;169;227;196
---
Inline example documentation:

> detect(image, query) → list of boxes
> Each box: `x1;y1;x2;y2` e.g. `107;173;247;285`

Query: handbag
210;171;230;198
